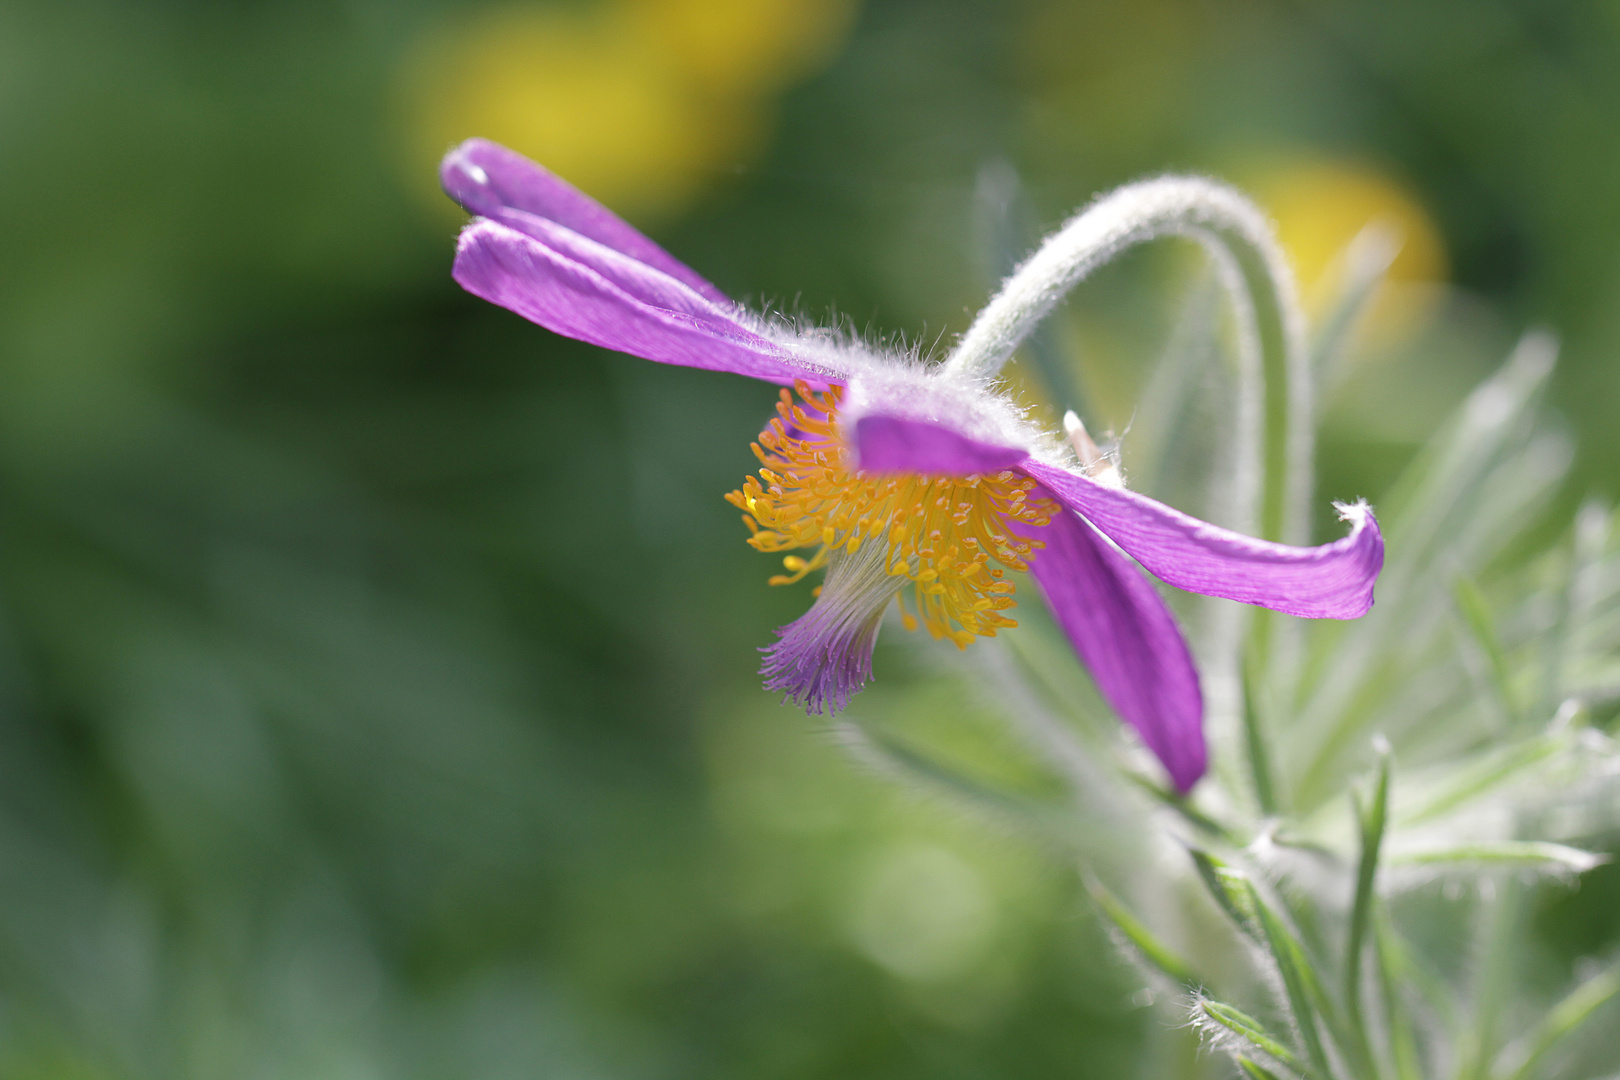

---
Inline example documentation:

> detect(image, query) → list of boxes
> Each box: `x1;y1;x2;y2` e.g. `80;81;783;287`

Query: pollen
725;382;1059;649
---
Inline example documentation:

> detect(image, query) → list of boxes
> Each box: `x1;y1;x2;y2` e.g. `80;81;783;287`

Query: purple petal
453;219;838;385
760;544;901;714
441;139;730;305
760;602;884;716
1023;461;1383;620
852;414;1030;474
1024;502;1206;792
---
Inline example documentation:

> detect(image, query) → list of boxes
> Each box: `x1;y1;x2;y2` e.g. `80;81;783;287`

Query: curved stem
944;176;1312;544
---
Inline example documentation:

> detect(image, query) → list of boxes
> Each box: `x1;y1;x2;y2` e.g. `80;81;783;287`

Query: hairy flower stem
949;176;1314;813
944;176;1312;545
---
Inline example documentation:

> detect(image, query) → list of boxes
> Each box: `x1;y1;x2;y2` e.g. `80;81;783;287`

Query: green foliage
1237;1057;1291;1080
1085;873;1202;991
1197;997;1304;1074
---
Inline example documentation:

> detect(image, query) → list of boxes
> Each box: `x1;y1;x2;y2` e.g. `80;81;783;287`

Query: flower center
725;382;1058;649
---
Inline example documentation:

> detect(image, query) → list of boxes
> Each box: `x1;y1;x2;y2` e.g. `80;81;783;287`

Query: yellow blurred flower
1253;159;1447;345
625;0;855;97
402;0;857;221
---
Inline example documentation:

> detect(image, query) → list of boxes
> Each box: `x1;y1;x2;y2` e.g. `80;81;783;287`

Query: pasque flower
441;138;1384;792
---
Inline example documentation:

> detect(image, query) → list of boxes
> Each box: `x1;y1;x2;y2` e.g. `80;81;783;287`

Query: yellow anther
723;383;1059;652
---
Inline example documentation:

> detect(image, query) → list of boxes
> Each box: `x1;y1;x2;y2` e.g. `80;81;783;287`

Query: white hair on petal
733;300;1072;470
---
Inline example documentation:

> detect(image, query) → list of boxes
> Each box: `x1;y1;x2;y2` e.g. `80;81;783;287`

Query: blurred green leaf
832;717;1070;840
1496;961;1620;1080
1453;574;1520;722
1247;882;1341;1080
1243;652;1281;816
1198;996;1304;1072
1345;746;1390;1071
1386;841;1608;876
1188;848;1260;942
1294;335;1567;810
1237;1056;1292;1080
1374;916;1425;1080
1083;872;1202;991
1393;732;1572;829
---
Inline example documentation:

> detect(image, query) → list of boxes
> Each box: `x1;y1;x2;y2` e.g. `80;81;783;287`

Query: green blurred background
2;0;1618;1076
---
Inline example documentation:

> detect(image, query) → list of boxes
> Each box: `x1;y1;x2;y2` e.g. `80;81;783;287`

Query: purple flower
441;138;1384;793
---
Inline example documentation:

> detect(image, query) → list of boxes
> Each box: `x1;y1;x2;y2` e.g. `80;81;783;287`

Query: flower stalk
944;176;1313;545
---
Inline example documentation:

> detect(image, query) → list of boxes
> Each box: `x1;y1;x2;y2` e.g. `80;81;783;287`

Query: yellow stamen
724;382;1059;649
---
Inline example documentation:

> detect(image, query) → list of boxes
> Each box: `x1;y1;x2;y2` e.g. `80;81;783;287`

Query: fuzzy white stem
944;175;1312;543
